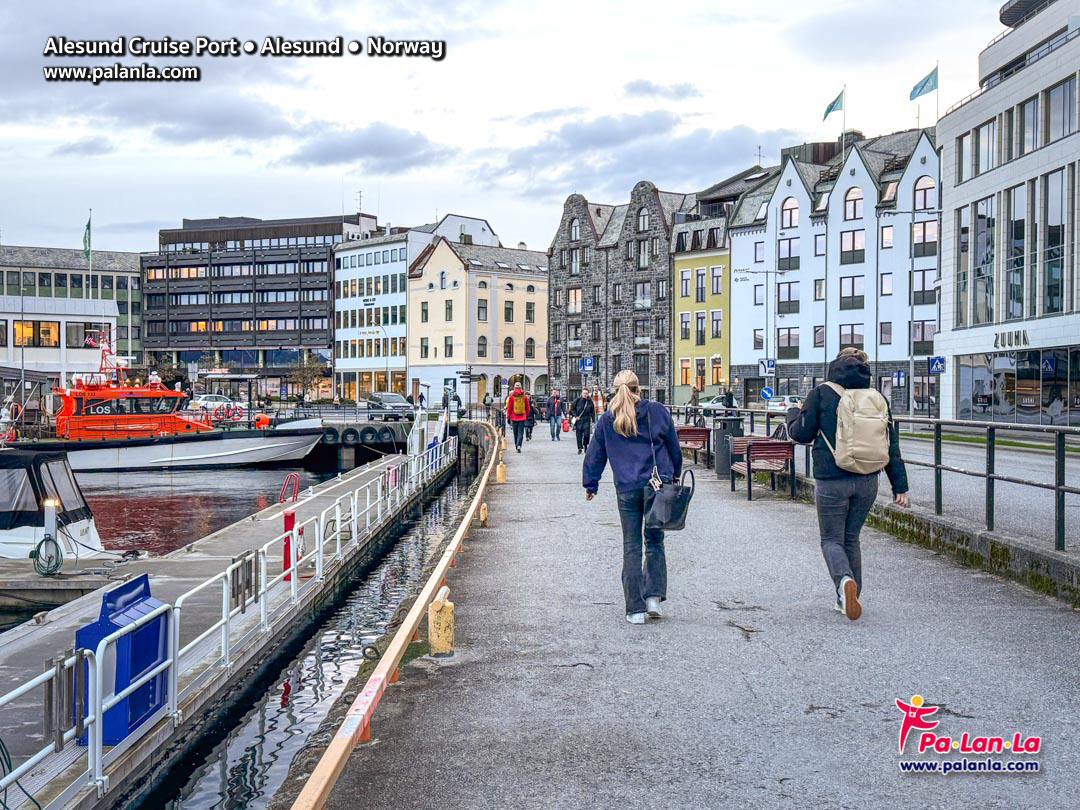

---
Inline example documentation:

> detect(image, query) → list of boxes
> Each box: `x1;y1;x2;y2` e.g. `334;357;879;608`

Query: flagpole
935;60;939;125
841;85;847;159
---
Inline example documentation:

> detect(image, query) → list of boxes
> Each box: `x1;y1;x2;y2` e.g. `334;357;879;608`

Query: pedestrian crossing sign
928;356;946;375
1042;356;1056;374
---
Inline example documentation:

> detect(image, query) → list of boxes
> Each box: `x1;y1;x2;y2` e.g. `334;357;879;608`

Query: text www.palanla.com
43;63;200;84
899;757;1040;774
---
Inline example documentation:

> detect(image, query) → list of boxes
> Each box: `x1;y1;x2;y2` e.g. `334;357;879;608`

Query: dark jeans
616;487;666;614
815;475;878;595
525;422;534;440
511;420;525;448
549;416;562;440
575;421;591;451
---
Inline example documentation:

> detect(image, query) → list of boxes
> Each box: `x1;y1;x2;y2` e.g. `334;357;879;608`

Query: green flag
83;215;92;262
910;66;938;101
823;89;844;121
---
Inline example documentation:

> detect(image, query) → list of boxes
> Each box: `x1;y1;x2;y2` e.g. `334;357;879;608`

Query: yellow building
407;237;549;404
671;218;730;405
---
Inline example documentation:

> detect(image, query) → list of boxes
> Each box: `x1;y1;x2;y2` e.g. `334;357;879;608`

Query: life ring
212;404;229;421
254;413;270;430
231;406;246;422
359;426;378;444
341;427;359;446
377;426;394;443
6;403;22;421
321;426;339;444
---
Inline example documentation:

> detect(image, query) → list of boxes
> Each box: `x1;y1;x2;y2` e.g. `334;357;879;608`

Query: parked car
366;392;412;421
189;394;246;417
766;394;804;412
700;395;741;417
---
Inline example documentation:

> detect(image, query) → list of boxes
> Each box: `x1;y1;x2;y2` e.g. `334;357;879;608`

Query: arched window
477;336;488;358
503;337;514;358
844;187;863;220
569;218;580;240
526;284;535;293
439;270;447;289
478;280;488;288
525;337;535;359
913;176;936;211
637;207;649;232
505;282;514;291
781;197;799;229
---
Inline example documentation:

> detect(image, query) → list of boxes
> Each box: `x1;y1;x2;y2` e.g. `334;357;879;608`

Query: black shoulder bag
643;410;695;531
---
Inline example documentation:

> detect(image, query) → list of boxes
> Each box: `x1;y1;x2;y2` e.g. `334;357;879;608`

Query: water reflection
159;474;470;810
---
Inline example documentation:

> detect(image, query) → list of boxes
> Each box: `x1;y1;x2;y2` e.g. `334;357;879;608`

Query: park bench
729;436;796;501
676;426;712;466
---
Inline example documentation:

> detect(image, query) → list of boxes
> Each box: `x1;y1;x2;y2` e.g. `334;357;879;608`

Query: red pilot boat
12;334;322;472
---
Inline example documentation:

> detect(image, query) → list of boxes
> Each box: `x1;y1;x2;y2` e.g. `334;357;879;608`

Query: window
695;269;706;302
695;313;706;345
1044;169;1066;314
814;279;825;301
1005;184;1026;320
753;329;763;350
592;285;602;305
956;205;970;327
635;281;651;306
839;323;864;350
637;207;649;231
679;313;690;341
477;299;487;321
778;237;800;270
814;233;826;256
567;288;582;315
553;289;564;307
504;301;514;322
710;267;722;295
840;276;864;310
444;336;454;358
634;318;649;338
754;242;764;263
612;283;623;304
913;176;936;210
840;229;865;264
526;301;535;323
844;187;863;220
626;241;635;260
656;353;667;376
695;358;705;390
637;239;650;269
570;218;580;240
65;321;108;348
14;321;60;347
710;310;722;339
957;132;972;182
881;181;897;203
611;320;621;339
912;220;938;257
654;317;666;338
912;268;936;305
781;197;799;229
478;279;488;289
777;281;799;314
911;320;936;354
973;195;995;325
753;284;764;306
813;325;825;347
570;248;580;275
657;279;668;300
880;322;892;345
477;336;487;357
1019;96;1037;156
679;359;691;385
777;327;799;359
975;118;997;175
680;270;691;298
880;225;893;249
711;357;723;385
419;301;430;322
880;272;893;296
1046;77;1076;144
525;338;535;359
445;300;453;321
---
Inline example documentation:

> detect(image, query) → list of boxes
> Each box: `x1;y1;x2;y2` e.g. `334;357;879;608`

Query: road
328;434;1080;809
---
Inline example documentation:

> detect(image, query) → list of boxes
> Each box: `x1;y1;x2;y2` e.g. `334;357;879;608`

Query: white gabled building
728;129;941;413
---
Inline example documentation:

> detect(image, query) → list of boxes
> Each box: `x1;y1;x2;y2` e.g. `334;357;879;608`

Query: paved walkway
329;433;1080;809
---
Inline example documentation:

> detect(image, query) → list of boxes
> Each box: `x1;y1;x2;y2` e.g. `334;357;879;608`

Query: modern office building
142;214;374;398
407;237;548;404
727;128;940;413
1;245;138;404
332;214;500;401
548;181;693;402
935;0;1079;424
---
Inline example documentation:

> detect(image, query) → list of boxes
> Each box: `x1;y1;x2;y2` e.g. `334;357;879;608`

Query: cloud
51;135;115;157
94;219;174;234
283;122;456;174
624;79;701;100
517;106;586;125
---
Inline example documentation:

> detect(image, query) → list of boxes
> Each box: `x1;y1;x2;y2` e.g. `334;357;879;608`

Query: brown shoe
841;576;861;621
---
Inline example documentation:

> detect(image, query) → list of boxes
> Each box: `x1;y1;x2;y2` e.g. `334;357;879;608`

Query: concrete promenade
329;435;1080;809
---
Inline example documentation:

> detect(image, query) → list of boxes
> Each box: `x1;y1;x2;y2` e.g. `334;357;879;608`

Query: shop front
955;345;1080;426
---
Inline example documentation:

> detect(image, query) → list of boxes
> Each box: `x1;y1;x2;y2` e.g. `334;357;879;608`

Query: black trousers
575;421;591;451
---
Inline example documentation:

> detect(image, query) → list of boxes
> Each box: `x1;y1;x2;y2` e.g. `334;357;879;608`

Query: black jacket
786;355;908;494
571;396;594;426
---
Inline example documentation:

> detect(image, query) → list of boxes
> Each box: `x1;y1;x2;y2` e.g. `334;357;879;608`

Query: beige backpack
819;382;891;474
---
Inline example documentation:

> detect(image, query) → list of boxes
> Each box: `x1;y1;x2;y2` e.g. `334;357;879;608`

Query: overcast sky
1;0;1001;254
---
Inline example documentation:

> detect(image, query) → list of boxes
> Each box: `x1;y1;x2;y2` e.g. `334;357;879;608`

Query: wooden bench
676;426;712;466
728;436;796;500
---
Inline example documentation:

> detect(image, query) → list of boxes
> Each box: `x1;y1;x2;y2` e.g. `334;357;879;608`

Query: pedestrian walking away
687;387;699;424
592;387;606;416
524;394;537;441
506;383;531;452
571;389;595;454
546;390;566;441
786;347;909;621
583;370;682;624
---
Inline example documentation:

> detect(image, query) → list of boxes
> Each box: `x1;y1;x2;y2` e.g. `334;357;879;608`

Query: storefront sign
993;329;1029;349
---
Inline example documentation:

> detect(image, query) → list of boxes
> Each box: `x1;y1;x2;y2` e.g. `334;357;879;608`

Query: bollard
496;454;506;484
479;502;488;527
428;586;454;657
283;509;295;582
501;435;507;451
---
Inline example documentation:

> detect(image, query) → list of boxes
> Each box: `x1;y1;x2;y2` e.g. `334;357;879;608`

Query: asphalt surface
328;433;1080;810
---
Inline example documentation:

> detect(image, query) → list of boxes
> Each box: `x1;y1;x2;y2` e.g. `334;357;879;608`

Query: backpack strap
818;381;844;458
822;381;844;397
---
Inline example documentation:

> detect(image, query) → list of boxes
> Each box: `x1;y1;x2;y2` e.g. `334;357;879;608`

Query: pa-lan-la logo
896;695;1041;755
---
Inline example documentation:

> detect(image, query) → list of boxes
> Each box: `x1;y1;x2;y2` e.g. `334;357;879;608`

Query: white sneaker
839;576;861;621
626;612;646;625
645;597;663;618
833;597;844;614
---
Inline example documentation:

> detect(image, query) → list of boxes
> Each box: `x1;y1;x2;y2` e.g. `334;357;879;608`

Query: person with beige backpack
786;347;909;621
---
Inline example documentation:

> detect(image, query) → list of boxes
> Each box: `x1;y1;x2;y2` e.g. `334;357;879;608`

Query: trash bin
76;574;169;745
712;415;745;478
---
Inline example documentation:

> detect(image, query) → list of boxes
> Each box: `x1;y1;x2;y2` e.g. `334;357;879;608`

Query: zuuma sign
993;329;1030;349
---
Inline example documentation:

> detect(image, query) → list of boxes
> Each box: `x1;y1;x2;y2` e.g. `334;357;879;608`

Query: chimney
517;241;527;250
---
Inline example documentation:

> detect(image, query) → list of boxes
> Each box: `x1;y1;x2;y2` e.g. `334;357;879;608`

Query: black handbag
643;411;695;530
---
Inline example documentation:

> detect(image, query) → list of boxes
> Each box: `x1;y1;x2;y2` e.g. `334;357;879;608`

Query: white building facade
729;130;940;413
935;0;1079;425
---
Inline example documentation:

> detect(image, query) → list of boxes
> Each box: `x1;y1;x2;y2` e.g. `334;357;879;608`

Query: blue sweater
583;401;682;494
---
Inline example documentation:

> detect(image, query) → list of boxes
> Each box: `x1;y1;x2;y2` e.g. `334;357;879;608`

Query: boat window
0;469;38;512
41;461;86;513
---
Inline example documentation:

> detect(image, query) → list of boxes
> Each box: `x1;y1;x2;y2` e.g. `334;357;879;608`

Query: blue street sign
761;386;774;401
579;357;595;373
928;356;946;375
1042;356;1056;374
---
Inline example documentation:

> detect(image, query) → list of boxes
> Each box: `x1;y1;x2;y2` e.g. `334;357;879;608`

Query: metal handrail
987;0;1059;48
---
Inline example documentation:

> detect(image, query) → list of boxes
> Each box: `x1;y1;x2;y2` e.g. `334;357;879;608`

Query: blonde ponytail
609;370;641;437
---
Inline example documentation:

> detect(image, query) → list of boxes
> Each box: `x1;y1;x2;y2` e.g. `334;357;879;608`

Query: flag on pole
910;66;938;101
823;89;844;121
82;215;92;262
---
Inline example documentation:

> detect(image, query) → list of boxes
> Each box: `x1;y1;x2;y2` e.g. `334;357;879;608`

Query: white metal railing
0;436;458;809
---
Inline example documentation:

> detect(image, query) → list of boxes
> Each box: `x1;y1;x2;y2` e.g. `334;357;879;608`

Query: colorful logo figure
896;694;939;753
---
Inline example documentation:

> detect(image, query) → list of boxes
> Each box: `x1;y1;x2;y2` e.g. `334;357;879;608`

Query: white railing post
91;644;106;794
221;577;231;670
290;529;299;603
377;478;383;523
168;607;180;726
366;485;372;531
315;520;324;582
334;501;343;558
259;550;268;632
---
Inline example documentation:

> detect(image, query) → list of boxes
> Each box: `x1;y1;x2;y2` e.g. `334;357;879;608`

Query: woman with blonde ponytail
583;370;682;624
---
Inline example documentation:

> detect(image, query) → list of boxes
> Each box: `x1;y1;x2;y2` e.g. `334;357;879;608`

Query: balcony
634;298;652;310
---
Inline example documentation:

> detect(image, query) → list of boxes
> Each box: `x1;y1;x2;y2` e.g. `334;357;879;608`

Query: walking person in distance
546;389;566;441
524;393;537;441
786;347;909;621
583;370;682;625
505;382;530;453
571;388;595;454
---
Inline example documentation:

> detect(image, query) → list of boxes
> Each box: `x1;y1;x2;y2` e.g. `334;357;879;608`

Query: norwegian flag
84;334;98;347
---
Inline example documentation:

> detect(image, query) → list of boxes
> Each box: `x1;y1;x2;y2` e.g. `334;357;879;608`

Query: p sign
760;386;774;401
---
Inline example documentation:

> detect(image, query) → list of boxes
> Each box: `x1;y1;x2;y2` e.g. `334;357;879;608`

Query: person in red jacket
505;382;531;452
